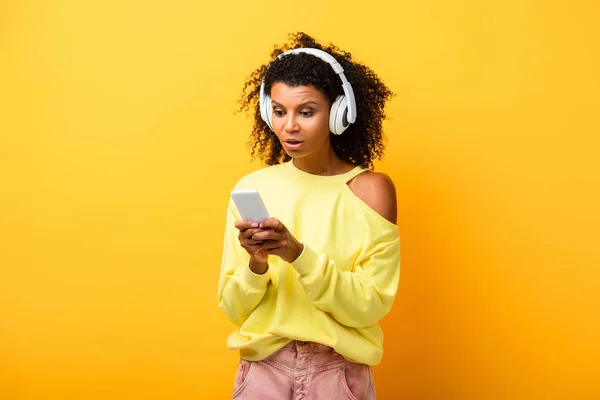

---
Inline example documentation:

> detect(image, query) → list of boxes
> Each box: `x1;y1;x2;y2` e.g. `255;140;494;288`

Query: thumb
253;248;268;263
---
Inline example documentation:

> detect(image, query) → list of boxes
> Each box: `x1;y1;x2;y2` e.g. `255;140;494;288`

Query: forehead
270;82;328;104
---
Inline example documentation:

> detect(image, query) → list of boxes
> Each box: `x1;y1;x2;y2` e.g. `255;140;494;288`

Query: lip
283;140;304;150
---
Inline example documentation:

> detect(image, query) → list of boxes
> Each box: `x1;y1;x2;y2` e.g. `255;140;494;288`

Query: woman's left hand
251;218;304;263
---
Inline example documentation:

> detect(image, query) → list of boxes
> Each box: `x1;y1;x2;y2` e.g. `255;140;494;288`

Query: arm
291;235;400;329
217;199;271;326
254;172;400;329
295;172;399;328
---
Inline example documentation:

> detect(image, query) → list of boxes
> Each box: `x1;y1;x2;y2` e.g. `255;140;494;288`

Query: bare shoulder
347;171;397;225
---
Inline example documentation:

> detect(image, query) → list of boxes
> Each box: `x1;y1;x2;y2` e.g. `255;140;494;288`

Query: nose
283;113;299;133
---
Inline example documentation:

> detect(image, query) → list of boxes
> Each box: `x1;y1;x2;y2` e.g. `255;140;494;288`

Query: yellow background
1;1;599;399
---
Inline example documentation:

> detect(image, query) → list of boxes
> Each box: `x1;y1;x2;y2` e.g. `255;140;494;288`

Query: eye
273;109;285;117
300;110;314;117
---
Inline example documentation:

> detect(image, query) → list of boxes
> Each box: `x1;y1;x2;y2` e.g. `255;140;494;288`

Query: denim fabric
232;341;376;400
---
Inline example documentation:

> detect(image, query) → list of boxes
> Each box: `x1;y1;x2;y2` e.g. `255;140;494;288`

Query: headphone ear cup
261;94;274;131
329;95;349;135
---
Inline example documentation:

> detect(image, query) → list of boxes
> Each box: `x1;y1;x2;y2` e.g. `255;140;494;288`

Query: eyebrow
271;100;319;107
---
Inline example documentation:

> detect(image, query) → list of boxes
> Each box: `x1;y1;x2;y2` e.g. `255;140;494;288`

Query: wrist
287;242;304;263
249;258;268;275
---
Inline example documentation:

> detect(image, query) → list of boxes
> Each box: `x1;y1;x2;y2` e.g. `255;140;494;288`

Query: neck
292;143;354;176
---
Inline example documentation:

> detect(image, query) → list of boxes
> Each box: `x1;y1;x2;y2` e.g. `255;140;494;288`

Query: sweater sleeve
291;231;400;329
217;199;271;326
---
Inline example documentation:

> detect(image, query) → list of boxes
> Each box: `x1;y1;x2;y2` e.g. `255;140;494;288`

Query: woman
218;32;400;400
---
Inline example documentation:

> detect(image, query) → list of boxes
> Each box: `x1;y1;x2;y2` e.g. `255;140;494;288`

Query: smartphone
230;189;270;224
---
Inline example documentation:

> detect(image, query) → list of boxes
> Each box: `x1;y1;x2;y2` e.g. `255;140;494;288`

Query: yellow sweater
217;160;401;365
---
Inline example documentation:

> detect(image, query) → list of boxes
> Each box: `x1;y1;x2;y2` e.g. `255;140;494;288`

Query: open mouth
283;139;304;150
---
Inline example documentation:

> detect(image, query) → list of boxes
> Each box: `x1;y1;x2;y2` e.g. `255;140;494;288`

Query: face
269;82;331;158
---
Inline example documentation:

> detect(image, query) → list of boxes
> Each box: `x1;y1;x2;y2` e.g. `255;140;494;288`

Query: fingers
235;220;264;245
246;241;281;260
235;220;260;231
251;229;283;242
245;238;286;258
235;218;288;259
259;218;284;231
260;240;282;250
244;242;264;255
243;238;263;246
239;228;262;240
236;218;284;232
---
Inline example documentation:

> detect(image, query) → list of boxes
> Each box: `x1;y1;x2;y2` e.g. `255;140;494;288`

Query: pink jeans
231;341;376;400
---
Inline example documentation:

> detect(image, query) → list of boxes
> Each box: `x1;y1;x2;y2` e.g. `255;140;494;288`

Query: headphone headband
271;48;357;123
259;47;358;135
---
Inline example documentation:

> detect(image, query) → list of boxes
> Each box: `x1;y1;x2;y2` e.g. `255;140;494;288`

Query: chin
284;150;301;158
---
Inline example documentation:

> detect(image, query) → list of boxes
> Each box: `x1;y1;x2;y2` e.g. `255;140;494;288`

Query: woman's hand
251;218;304;263
234;221;269;274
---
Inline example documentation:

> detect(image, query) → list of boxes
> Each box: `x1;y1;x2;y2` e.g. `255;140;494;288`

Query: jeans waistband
283;340;337;353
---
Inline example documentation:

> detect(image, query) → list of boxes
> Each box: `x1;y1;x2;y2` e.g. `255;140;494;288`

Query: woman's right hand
234;220;269;274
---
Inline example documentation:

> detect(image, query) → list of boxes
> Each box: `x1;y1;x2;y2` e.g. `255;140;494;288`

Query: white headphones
259;48;357;135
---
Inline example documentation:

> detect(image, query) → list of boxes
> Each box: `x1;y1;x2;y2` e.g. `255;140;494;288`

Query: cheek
270;121;284;139
301;112;329;132
273;120;290;137
311;114;331;136
273;131;285;144
271;113;331;138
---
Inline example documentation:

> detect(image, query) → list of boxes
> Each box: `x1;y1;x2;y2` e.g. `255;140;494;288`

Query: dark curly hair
237;32;394;170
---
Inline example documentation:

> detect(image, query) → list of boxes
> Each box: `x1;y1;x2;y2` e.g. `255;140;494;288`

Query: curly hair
237;32;394;170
